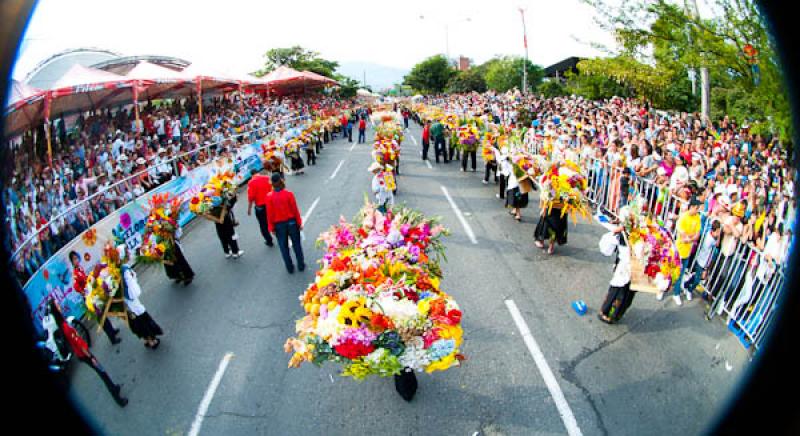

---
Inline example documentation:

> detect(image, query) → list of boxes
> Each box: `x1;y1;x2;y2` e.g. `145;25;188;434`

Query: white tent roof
125;61;191;81
50;64;127;90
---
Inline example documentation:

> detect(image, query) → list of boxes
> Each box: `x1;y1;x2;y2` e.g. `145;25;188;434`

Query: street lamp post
419;15;471;66
519;7;529;94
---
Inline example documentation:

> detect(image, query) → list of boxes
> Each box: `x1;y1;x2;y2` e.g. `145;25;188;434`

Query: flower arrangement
481;130;496;162
539;160;591;220
84;242;123;320
139;193;181;264
619;200;682;291
189;171;237;216
510;150;545;180
456;122;481;152
285;203;464;380
261;139;283;171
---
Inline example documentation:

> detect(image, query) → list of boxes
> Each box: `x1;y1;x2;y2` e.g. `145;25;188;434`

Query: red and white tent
5;80;46;137
125;61;193;101
47;64;134;119
256;66;338;96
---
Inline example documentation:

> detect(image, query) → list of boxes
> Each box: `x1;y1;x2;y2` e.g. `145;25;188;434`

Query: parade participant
69;251;121;345
266;173;305;274
461;141;478;173
369;162;394;213
304;140;316;166
687;220;722;301
214;195;244;259
431;119;447;163
48;299;128;407
496;145;511;200
247;169;274;247
118;245;164;349
534;199;568;254
505;166;526;222
666;196;702;305
358;117;367;144
598;228;635;324
421;120;431;161
163;225;195;286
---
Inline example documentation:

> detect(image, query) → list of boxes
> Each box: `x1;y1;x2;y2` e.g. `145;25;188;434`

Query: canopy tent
125;61;193;101
5;80;46;138
255;66;338;96
47;64;135;119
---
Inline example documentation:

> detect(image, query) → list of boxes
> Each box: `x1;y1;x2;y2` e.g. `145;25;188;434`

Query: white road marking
188;352;235;436
302;197;320;224
505;300;583;436
410;135;418;146
349;142;357;151
329;160;345;180
440;185;478;244
425;160;433;169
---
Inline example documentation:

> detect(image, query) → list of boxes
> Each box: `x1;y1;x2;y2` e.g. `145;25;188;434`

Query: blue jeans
686;265;705;294
358;129;366;143
673;257;691;296
274;219;304;272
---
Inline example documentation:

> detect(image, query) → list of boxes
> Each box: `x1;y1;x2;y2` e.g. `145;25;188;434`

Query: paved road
69;120;748;435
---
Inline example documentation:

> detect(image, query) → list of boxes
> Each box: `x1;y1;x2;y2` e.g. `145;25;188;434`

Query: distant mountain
337;61;408;92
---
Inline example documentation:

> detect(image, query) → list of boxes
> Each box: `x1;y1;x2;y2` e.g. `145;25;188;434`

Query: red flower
369;314;394;332
446;309;462;325
334;340;375;360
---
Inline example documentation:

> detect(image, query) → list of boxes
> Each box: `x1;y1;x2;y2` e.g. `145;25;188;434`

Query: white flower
374;296;418;321
398;340;431;371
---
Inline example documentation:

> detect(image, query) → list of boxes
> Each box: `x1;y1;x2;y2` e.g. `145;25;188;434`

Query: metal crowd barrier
574;153;784;352
8;114;310;266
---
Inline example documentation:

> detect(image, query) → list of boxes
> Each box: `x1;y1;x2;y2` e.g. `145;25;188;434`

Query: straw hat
368;162;382;173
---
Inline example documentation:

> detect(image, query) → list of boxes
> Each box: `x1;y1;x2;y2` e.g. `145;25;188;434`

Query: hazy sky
13;0;620;82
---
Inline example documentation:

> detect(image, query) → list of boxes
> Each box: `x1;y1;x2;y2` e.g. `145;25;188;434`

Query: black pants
499;174;507;198
101;318;119;343
79;356;124;405
601;284;636;321
305;148;316;165
315;139;322;153
434;137;446;163
448;140;460;162
461;150;477;171
484;161;498;182
275;219;305;272
358;128;366;143
254;206;274;244
422;139;430;160
324;131;330;143
215;219;239;254
404;118;409;129
348;126;353;142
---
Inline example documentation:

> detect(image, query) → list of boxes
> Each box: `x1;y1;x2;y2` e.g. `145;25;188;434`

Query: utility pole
519;7;529;94
685;0;710;122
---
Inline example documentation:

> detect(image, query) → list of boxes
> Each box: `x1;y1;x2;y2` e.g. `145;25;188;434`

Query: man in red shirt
265;173;305;273
358;117;367;144
421;120;431;161
48;300;128;407
247;169;274;246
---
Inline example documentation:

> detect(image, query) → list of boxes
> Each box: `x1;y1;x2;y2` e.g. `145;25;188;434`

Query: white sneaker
496;193;501;198
673;295;682;306
232;250;244;259
460;168;464;172
225;252;232;259
482;180;489;185
656;292;665;301
685;290;693;301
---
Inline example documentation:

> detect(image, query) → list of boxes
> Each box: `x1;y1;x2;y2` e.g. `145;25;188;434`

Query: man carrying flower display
247;169;275;247
431;119;446;163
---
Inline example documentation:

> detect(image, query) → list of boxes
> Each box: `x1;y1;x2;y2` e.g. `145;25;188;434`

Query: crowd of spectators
4;92;350;282
422;91;795;268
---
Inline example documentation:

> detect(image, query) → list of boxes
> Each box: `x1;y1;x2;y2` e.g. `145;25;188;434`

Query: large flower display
139;193;181;264
84;242;124;320
372;122;403;166
456;122;482;152
539;160;591;220
189;171;236;217
619;200;682;291
285;203;465;380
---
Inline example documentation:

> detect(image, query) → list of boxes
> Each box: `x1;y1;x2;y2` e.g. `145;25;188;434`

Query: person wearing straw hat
370;162;394;214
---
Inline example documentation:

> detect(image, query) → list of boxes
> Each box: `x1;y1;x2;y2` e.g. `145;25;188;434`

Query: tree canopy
253;45;339;78
582;0;791;141
403;55;455;94
483;56;543;93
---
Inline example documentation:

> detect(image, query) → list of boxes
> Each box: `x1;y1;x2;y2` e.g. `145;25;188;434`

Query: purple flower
400;223;411;236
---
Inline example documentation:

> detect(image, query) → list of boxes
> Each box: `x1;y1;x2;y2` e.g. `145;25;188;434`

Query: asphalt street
68;120;749;436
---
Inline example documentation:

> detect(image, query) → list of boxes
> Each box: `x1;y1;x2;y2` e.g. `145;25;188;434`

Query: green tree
563;69;632;101
483;56;544;93
446;69;487;93
538;80;569;99
334;75;360;98
403;55;455;94
253;46;339;78
584;0;792;142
